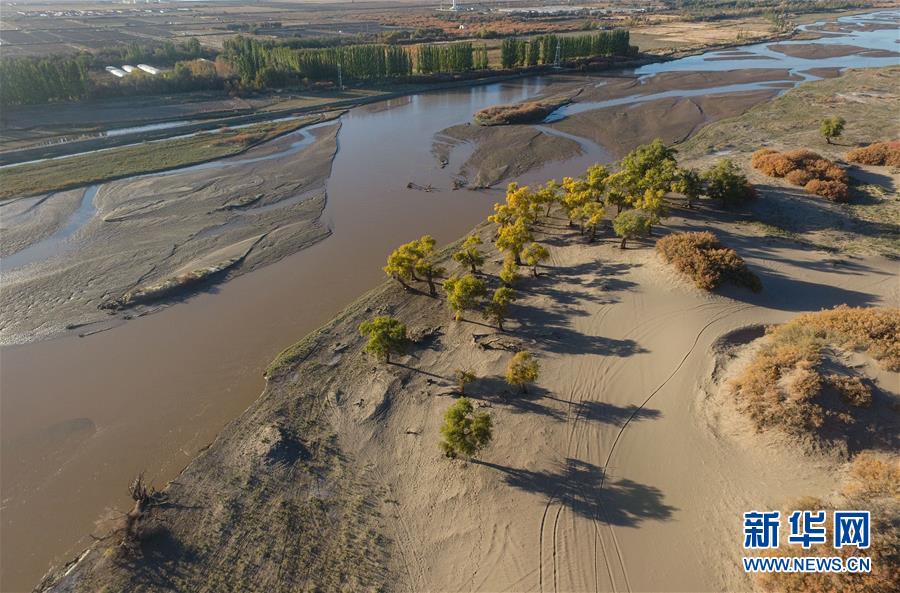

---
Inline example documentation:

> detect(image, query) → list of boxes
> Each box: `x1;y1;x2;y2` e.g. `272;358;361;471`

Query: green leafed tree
673;167;703;208
572;201;606;242
506;351;540;394
612;209;651;249
616;139;679;198
440;397;493;459
443;274;487;321
452;234;485;274
484;286;517;331
384;235;443;294
702;159;756;206
496;217;533;265
522;243;550;276
633;189;668;236
533;180;561;217
820;116;846;144
358;316;407;363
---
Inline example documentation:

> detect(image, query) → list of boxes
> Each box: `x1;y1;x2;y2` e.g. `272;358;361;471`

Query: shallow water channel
1;10;897;590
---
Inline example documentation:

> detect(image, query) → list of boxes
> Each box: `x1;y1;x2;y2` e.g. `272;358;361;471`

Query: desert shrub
475;101;556;125
845;141;900;167
802;306;900;370
751;147;849;201
823;164;848;184
729;306;900;443
784;168;813;186
755;452;899;593
804;178;849;202
825;374;872;407
702;158;756;205
750;147;778;169
751;149;795;177
656;231;761;292
840;450;900;499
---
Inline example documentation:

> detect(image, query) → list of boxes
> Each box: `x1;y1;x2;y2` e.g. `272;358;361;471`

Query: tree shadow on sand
475;458;676;527
115;523;198;590
526;260;639;306
573;400;662;426
515;315;648;357
465;374;567;422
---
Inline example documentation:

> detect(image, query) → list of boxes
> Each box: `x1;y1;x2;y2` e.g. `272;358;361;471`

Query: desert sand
15;22;900;592
39;194;898;592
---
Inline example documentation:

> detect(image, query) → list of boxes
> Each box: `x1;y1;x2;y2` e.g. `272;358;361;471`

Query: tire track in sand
595;303;755;592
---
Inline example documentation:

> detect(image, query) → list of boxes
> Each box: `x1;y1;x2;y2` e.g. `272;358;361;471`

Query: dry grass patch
730;306;900;450
474;92;576;126
755;451;900;593
845;140;900;167
0;113;337;200
751;148;850;201
656;231;761;292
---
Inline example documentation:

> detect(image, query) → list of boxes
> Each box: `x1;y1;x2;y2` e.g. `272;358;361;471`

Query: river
1;10;897;591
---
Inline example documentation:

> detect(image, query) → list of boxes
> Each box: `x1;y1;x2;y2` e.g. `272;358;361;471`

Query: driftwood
472;332;523;351
406;182;435;192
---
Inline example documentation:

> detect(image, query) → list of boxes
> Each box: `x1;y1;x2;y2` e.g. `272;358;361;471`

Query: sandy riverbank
14;24;900;592
38;187;898;591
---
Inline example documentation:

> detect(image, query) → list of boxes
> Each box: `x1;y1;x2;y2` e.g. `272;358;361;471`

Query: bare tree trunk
620;236;627;249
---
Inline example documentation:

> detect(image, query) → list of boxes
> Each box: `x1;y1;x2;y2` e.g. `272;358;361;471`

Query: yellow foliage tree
506;351;540;393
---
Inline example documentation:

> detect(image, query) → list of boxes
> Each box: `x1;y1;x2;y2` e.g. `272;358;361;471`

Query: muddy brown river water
2;11;898;591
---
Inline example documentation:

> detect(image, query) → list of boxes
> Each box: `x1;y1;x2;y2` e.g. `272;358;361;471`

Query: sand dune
41;200;897;591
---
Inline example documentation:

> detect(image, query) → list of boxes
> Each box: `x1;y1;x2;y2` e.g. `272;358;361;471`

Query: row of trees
2;27;634;105
224;36;492;86
0;56;89;105
500;30;633;69
416;42;479;74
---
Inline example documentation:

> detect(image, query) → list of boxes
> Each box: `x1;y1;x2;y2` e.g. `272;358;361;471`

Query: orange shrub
656;231;761;292
823;164;848;183
751;149;794;177
751;147;850;201
751;147;778;169
845;141;900;167
730;306;899;445
784;169;813;186
805;178;849;202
